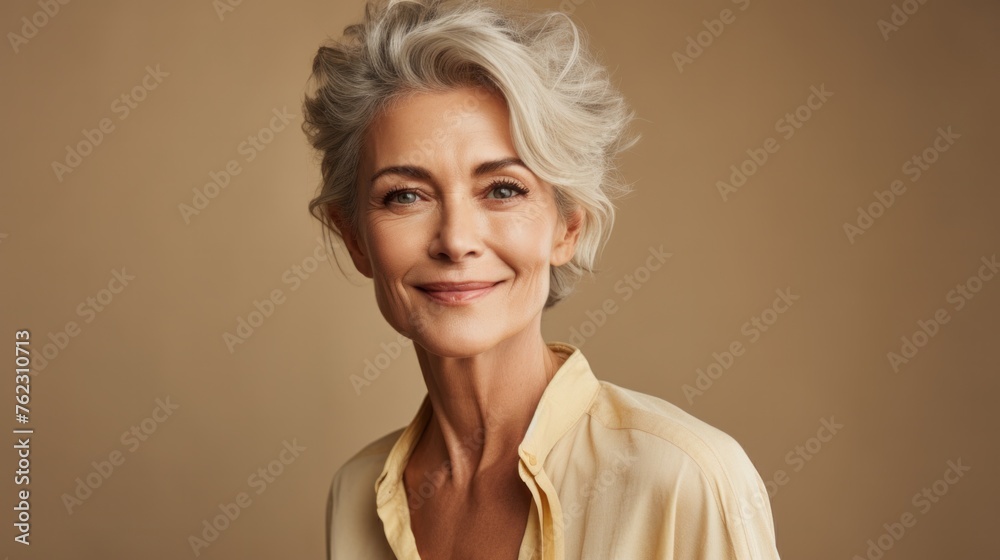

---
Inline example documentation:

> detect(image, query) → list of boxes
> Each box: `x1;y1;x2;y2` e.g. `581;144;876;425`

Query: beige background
2;0;998;558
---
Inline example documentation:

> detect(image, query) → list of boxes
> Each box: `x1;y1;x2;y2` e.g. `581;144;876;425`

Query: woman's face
338;85;583;358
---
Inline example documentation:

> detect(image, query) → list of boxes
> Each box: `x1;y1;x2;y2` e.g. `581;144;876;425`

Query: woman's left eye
487;180;529;200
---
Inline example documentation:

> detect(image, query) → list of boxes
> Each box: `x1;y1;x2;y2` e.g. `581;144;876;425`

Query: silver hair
301;0;640;308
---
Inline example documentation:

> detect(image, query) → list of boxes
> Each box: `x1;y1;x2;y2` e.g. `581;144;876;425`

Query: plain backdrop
2;0;998;558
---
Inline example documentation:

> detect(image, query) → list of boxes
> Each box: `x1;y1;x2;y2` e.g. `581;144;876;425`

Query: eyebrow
369;157;528;187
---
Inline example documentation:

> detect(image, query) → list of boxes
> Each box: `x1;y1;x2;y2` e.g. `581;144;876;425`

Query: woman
302;0;781;558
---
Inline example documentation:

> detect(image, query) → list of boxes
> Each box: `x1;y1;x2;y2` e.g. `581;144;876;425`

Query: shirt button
526;453;537;466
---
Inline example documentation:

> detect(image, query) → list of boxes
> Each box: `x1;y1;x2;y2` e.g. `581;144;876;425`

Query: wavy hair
301;0;640;308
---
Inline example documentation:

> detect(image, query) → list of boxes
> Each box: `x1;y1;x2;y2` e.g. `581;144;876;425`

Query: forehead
362;86;514;170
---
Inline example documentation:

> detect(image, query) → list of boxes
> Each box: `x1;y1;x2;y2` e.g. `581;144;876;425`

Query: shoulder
326;428;404;559
330;427;404;496
584;381;779;557
327;427;404;525
588;380;760;473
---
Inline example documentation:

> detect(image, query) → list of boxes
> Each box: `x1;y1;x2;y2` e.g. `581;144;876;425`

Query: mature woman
302;0;781;558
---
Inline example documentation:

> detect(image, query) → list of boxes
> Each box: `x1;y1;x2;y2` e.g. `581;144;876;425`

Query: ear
327;206;373;278
550;205;585;267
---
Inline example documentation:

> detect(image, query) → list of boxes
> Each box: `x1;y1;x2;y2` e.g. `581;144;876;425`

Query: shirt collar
517;341;601;475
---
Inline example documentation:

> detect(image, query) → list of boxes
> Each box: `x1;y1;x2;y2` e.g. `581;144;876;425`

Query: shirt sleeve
715;454;781;560
670;437;781;560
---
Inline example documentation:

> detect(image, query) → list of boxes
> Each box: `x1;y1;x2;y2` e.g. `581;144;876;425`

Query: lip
415;281;501;305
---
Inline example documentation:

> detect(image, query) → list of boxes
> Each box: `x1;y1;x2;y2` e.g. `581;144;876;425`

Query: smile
415;281;502;305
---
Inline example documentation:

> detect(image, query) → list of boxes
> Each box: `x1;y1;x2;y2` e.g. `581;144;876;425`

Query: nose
427;195;484;262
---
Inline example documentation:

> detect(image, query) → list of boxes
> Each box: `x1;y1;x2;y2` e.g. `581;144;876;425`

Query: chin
408;321;509;358
415;332;497;358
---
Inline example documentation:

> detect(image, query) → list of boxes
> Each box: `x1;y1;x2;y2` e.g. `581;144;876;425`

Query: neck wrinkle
411;335;567;487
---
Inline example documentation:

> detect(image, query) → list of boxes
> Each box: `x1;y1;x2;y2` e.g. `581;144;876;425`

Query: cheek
364;222;421;331
515;205;558;249
495;211;556;277
365;220;419;283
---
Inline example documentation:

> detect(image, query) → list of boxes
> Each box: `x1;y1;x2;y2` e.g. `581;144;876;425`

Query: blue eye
383;188;418;205
380;180;529;206
487;180;529;199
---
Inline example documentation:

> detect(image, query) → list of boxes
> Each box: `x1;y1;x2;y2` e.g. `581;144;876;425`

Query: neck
412;327;566;488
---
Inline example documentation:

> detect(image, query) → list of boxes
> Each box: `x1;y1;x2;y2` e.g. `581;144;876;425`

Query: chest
405;469;533;560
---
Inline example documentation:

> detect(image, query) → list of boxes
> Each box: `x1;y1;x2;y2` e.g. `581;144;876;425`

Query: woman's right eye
383;188;418;205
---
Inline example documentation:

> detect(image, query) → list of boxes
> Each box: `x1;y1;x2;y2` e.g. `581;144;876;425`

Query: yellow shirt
327;341;781;559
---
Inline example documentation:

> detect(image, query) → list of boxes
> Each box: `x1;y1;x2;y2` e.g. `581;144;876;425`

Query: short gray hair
301;0;640;308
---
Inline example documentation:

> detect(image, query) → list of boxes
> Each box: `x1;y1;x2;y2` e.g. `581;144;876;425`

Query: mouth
415;281;502;305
